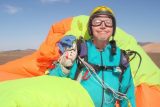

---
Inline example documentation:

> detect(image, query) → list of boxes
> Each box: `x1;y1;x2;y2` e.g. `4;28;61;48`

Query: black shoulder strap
109;40;117;56
76;36;88;59
74;37;88;80
117;50;130;103
118;49;129;82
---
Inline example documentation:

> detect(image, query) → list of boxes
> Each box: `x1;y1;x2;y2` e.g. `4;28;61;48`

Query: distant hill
142;43;160;53
138;42;152;46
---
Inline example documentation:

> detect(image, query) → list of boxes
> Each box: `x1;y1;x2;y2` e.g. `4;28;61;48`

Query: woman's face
91;15;113;41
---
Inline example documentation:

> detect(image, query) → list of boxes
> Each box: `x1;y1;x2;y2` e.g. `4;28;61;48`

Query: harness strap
74;59;84;80
89;63;114;71
74;37;88;80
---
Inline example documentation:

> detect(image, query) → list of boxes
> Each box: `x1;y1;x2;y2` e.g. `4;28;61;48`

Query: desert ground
0;43;160;68
142;43;160;68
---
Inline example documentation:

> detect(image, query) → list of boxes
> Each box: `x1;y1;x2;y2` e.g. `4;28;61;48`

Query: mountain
138;42;152;46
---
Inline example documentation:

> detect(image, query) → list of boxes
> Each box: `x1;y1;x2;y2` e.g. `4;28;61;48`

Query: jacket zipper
100;51;105;107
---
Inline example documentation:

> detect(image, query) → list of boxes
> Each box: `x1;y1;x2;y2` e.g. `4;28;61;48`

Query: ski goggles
91;18;113;27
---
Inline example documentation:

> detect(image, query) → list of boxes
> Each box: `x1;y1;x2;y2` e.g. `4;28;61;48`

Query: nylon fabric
66;15;90;40
136;84;160;107
0;75;94;107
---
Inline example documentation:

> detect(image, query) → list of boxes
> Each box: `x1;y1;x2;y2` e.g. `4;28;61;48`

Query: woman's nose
100;22;106;28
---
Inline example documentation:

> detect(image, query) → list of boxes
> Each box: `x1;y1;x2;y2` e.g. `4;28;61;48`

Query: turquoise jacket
49;40;136;107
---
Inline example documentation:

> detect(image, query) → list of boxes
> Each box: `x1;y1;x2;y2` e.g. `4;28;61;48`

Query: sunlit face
91;15;113;41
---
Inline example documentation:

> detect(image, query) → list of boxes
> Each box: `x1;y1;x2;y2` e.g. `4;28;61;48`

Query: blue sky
0;0;160;51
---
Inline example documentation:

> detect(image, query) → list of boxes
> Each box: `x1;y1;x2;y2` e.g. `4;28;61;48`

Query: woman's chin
97;37;108;41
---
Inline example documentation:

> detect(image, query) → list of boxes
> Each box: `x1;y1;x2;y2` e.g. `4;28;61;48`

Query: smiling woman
48;6;136;107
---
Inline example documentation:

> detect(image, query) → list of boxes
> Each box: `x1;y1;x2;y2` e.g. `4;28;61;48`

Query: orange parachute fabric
0;17;72;81
136;84;160;107
0;15;160;107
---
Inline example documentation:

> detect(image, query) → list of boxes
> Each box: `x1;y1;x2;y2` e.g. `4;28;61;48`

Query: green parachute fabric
0;75;94;107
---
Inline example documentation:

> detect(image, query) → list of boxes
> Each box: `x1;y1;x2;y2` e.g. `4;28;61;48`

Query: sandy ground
0;43;160;68
0;49;35;65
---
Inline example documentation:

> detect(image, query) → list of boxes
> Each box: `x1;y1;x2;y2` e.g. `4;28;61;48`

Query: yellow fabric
66;15;160;86
0;75;94;107
66;15;90;40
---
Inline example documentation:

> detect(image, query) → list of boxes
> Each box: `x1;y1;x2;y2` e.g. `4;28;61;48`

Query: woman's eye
92;19;101;25
95;20;101;23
